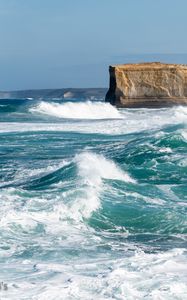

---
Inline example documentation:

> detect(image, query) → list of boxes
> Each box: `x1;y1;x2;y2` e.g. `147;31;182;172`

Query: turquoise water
0;99;187;299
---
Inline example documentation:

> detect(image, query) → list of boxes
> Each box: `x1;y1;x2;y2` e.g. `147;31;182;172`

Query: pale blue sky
0;0;187;90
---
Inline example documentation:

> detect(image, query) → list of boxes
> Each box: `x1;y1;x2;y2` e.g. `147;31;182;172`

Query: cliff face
105;62;187;107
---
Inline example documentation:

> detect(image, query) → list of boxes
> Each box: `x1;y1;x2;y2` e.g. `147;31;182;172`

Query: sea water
0;99;187;299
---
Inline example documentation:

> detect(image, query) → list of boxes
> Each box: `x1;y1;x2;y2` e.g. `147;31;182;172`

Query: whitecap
71;152;135;219
29;101;122;119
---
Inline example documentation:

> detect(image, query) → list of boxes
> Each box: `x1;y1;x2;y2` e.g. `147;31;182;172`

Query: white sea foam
158;147;172;153
0;167;186;300
1;102;187;300
30;101;122;119
1;105;187;136
0;152;134;237
75;152;134;184
71;152;135;219
174;105;187;121
126;191;166;206
3;248;187;300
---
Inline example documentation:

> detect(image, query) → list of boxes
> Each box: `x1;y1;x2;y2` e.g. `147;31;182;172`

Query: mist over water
0;99;187;299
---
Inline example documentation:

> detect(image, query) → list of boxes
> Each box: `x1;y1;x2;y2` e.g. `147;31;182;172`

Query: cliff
105;62;187;107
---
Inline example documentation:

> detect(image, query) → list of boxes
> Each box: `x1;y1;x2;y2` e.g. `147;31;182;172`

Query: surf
29;100;122;119
0;98;187;300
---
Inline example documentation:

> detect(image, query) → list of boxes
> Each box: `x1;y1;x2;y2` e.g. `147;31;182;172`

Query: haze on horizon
0;0;187;90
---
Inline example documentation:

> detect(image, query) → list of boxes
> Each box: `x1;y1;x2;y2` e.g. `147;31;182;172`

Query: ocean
0;98;187;299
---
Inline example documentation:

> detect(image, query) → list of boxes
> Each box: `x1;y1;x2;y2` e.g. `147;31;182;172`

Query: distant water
0;98;187;299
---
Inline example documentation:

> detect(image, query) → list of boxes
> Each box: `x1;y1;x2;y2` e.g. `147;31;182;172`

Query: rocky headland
105;62;187;107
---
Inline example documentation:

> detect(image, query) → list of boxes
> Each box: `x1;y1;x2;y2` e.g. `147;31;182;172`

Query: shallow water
0;99;187;299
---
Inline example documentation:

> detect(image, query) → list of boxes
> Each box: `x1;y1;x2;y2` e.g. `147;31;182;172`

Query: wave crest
30;101;122;119
71;152;135;219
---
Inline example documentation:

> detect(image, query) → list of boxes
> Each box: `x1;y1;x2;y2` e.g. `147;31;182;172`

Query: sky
0;0;187;90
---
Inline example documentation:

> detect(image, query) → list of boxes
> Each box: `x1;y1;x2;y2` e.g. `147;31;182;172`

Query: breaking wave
1;98;187;300
72;152;135;218
30;101;122;119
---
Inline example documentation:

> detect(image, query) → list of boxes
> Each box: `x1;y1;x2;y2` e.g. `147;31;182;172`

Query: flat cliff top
111;62;187;70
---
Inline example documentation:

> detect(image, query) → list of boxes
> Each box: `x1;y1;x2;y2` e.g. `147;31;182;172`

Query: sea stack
105;62;187;107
